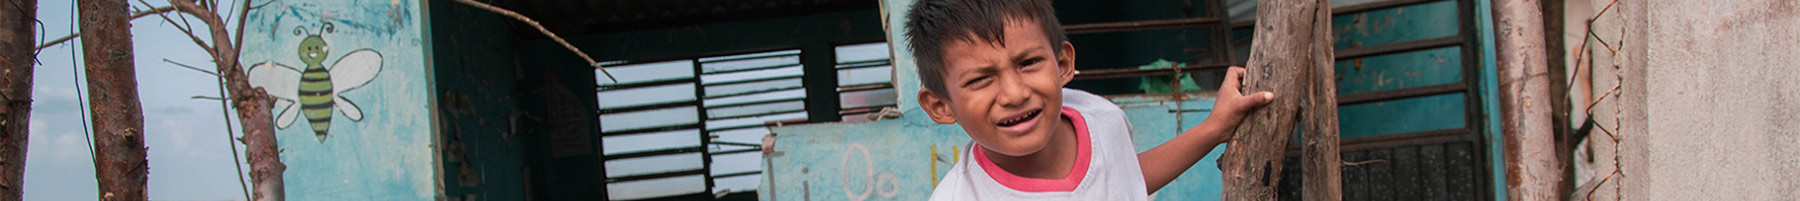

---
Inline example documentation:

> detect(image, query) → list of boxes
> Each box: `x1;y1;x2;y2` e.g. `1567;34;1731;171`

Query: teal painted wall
427;0;528;200
239;0;438;200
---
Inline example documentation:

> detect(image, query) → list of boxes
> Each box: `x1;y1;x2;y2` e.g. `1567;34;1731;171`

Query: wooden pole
1299;0;1342;198
77;0;149;200
1491;0;1561;200
163;0;286;200
1218;0;1337;200
0;0;37;200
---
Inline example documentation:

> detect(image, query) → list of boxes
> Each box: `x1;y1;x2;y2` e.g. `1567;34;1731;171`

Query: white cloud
33;86;77;101
53;132;82;158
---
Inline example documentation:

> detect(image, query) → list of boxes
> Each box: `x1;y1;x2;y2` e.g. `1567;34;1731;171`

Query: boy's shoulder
1060;88;1123;116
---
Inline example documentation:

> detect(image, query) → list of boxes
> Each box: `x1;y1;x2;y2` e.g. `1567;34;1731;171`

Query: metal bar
606;169;708;183
1334;0;1446;16
710;141;762;148
837;83;893;92
1335;82;1467;105
713;148;762;155
1454;0;1494;199
1071;63;1234;80
1064;17;1223;34
703;74;806;87
834;59;891;69
712;170;762;178
1230;0;1450;29
705;97;807;109
1338;129;1472;151
691;59;718;197
1282;128;1470;155
705;85;806;99
597;100;699;114
697;50;802;63
710;108;809;120
1335;36;1462;60
600;124;704;137
596;78;698;91
702;63;802;75
602;146;706;161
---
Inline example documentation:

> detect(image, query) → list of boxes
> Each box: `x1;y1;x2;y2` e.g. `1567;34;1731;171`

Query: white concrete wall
1576;0;1800;200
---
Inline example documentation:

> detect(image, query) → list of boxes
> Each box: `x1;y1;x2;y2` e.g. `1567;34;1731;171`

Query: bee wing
335;95;364;121
329;49;383;93
274;101;302;129
247;62;303;101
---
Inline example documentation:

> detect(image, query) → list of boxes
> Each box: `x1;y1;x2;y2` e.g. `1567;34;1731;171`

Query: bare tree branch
449;0;616;82
166;0;285;200
34;6;174;50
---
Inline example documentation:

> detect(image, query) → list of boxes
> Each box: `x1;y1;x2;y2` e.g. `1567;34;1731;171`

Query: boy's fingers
1222;66;1246;92
1241;92;1275;107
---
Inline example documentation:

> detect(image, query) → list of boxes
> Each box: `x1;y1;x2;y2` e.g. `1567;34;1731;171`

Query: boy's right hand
1213;66;1276;122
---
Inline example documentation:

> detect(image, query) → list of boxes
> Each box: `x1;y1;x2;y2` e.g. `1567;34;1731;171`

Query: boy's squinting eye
964;75;993;88
1018;57;1045;68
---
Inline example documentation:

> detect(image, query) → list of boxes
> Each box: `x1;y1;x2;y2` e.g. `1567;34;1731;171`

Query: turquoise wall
426;0;528;200
240;0;438;200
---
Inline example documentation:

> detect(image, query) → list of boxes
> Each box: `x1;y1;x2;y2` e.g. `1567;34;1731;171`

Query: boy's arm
1138;67;1273;193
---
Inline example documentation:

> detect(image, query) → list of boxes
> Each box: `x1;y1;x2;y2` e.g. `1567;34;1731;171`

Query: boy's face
920;18;1077;157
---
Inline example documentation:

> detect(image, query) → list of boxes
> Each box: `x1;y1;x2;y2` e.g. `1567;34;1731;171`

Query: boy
905;0;1277;200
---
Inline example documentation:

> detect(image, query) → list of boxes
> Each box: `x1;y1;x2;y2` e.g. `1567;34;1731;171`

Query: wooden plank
1218;0;1339;200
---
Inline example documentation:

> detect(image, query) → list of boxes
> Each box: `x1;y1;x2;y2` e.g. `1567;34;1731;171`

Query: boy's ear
1057;41;1077;85
918;89;959;124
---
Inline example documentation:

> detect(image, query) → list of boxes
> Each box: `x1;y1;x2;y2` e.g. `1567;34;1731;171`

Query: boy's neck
981;113;1080;180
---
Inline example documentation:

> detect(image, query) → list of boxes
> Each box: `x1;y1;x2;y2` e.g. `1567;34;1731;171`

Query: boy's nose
996;76;1031;107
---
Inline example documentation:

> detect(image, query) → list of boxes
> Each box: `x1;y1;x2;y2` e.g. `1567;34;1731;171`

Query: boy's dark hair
904;0;1066;98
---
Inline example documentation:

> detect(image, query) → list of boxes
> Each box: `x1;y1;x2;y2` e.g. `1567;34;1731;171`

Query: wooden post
77;0;149;200
162;0;287;200
1491;0;1561;200
1217;0;1337;200
0;0;37;200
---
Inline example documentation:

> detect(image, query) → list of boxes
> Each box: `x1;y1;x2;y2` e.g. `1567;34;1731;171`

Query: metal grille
594;49;811;200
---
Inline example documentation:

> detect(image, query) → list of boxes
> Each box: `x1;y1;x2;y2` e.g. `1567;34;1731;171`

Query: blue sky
29;0;254;200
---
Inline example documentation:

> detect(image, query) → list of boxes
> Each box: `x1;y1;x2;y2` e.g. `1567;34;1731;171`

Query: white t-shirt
928;88;1148;201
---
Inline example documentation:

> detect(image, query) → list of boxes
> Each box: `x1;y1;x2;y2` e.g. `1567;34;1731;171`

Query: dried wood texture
77;0;149;200
1218;0;1337;200
164;0;286;200
0;0;36;200
1490;0;1560;200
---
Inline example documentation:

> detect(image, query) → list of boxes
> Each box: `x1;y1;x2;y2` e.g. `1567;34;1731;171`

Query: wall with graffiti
239;0;436;200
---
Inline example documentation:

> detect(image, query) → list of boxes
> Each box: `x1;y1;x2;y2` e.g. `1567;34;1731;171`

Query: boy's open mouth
994;109;1042;132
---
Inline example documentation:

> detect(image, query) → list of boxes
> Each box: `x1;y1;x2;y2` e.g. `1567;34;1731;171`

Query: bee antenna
320;22;335;34
293;25;307;36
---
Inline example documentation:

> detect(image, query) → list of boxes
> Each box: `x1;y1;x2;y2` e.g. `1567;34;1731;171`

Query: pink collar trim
972;107;1091;192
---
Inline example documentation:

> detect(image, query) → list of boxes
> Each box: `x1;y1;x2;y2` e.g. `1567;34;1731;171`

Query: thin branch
1342;159;1388;166
191;96;225;100
449;0;616;82
35;6;177;50
163;58;220;76
232;0;256;55
141;0;217;56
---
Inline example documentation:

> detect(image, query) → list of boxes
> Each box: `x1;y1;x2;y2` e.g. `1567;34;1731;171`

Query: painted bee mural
248;22;384;141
